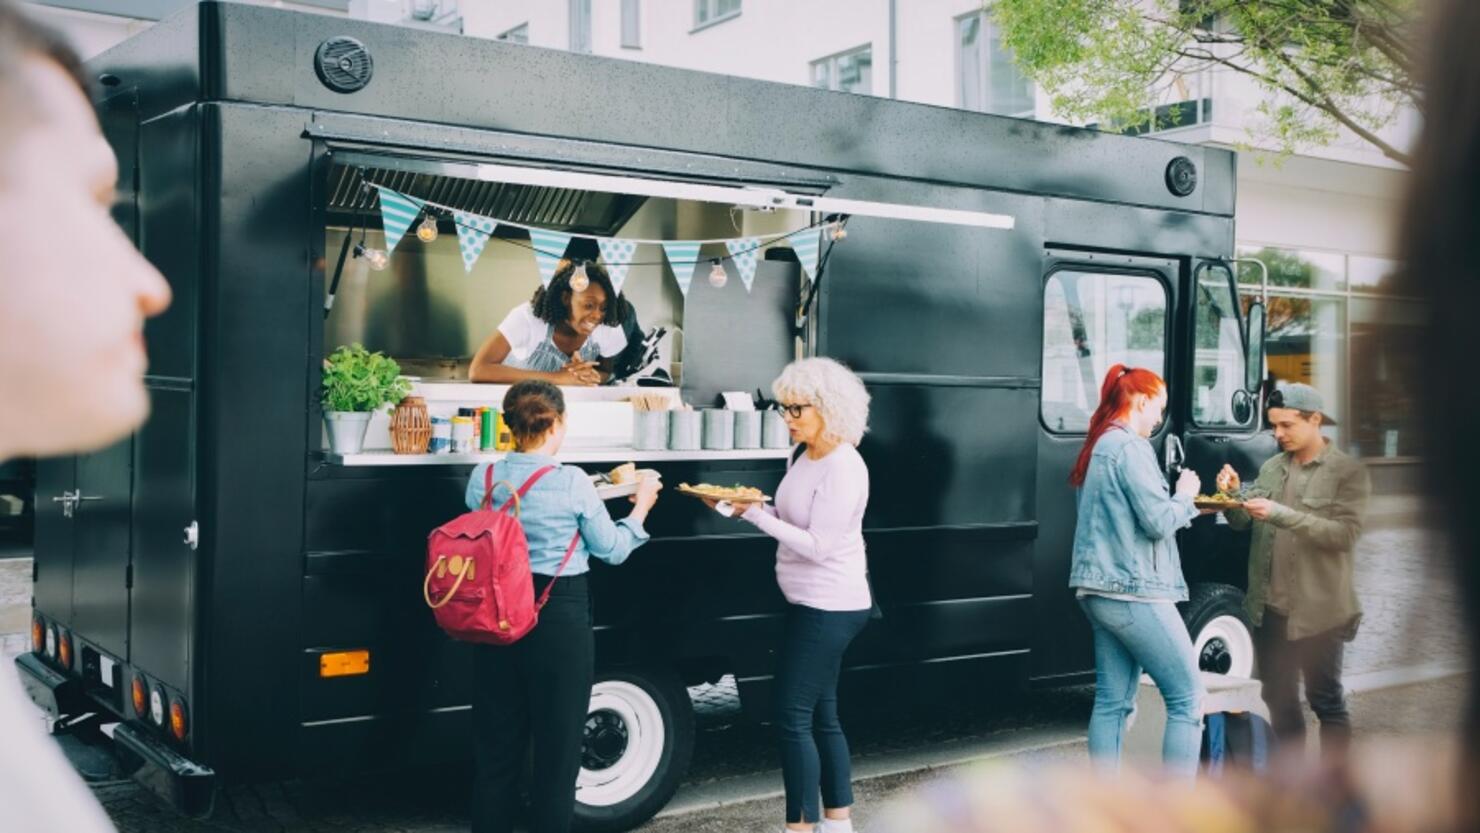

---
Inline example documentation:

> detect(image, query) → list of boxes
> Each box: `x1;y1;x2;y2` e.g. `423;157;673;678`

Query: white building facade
28;0;1422;488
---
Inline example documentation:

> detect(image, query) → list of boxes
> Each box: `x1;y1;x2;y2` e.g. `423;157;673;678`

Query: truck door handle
51;490;78;518
183;521;199;551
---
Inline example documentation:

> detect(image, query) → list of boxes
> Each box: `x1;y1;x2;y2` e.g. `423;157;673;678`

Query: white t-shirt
0;668;118;832
496;302;627;363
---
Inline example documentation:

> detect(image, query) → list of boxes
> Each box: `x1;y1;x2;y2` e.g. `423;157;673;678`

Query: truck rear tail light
131;675;148;719
319;649;371;678
149;685;166;726
57;629;72;670
169;698;188;741
31;615;43;654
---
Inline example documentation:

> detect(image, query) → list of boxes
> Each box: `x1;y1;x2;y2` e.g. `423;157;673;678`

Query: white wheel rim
576;680;667;808
1195;614;1255;678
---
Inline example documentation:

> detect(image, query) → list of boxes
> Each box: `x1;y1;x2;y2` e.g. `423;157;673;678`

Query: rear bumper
14;653;216;817
15;652;85;715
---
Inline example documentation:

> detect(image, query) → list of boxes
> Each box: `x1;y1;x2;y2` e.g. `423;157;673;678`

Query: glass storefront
1237;246;1422;465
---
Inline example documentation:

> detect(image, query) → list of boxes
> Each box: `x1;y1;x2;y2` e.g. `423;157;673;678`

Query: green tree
992;0;1416;164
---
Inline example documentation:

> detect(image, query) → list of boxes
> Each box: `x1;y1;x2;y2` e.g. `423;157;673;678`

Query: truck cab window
1191;263;1253;428
1041;270;1168;433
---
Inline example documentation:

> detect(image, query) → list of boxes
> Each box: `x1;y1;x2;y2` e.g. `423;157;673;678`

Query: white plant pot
324;411;374;455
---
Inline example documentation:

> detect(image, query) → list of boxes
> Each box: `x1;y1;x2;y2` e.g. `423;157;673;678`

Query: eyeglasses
777;403;814;419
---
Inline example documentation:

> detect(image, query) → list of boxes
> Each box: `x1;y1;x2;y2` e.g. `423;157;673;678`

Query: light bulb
831;224;848;242
570;261;591;292
416;215;439;243
708;260;728;288
356;244;390;272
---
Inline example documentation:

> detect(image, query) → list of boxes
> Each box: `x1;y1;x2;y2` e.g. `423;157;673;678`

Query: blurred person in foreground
0;2;172;830
1220;383;1370;759
872;0;1478;826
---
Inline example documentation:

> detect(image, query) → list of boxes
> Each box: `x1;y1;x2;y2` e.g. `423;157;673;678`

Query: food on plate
1193;492;1243;509
678;482;768;502
608;462;637;484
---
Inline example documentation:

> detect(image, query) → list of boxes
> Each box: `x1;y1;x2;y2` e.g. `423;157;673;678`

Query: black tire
1180;583;1257;678
572;667;695;833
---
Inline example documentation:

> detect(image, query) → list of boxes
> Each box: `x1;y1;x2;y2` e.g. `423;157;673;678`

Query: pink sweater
743;443;872;612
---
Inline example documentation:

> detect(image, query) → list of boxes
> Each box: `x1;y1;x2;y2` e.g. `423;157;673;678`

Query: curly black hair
529;258;624;328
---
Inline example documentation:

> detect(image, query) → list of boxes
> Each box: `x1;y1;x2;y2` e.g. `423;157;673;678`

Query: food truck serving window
1041;270;1169;434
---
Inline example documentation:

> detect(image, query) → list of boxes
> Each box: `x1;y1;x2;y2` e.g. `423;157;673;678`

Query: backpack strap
535;531;583;611
482;464;559;515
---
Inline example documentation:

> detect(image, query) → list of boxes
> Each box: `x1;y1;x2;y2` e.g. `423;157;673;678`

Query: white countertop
323;446;791;467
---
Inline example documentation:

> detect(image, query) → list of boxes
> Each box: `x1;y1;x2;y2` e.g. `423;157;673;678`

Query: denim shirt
464;453;650;577
1068;425;1198;601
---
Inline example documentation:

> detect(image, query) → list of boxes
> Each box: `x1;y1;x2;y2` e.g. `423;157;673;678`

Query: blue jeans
1078;595;1204;779
775;604;870;824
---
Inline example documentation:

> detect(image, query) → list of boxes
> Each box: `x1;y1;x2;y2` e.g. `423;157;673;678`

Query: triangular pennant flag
725;238;761;293
376;188;420;255
660;241;702;296
788;228;823;281
597;238;638;295
453;211;497;273
527;228;573;287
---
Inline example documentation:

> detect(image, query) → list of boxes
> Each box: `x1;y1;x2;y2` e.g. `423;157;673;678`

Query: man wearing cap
1218;383;1371;757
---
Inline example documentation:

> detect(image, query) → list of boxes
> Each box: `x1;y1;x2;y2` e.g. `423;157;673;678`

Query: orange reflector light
319;650;370;678
169;699;188;741
131;676;148;718
58;631;72;670
31;616;43;654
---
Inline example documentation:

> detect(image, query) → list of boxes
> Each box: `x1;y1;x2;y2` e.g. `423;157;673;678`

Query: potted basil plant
322;344;411;455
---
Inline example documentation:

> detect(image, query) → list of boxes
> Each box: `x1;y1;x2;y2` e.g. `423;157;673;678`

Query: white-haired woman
717;357;873;833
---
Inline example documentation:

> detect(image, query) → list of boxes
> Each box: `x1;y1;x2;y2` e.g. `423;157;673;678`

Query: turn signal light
131;675;148;719
57;630;72;670
319;650;370;678
31;615;43;654
169;699;188;742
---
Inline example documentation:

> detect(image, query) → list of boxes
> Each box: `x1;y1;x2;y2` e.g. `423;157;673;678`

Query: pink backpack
424;465;579;645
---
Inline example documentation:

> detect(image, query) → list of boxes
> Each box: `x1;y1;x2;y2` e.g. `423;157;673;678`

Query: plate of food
590;463;661;500
1194;492;1244;510
676;482;772;503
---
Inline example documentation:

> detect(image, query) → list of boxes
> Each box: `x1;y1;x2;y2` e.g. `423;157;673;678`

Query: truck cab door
1174;260;1274;672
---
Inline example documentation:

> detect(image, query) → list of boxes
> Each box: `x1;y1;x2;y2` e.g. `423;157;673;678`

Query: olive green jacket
1226;441;1370;640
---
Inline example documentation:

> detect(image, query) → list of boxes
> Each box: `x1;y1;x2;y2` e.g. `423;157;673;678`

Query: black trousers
471;574;593;833
1256;609;1351;756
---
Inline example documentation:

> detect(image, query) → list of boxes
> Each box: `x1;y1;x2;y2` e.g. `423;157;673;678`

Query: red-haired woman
1068;365;1205;779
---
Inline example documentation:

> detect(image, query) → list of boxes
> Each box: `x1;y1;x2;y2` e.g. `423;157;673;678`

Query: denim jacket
464;453;650;577
1068;425;1198;601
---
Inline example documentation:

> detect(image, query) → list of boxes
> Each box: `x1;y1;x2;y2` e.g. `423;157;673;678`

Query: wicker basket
391;396;431;454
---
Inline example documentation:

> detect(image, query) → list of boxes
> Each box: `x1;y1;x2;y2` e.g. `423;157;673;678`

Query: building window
569;0;592;53
811;45;873;95
694;0;741;30
957;11;1034;117
621;0;641;49
498;23;529;44
1041;270;1169;433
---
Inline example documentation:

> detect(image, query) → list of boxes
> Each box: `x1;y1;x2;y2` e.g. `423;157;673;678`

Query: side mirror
1244;300;1266;394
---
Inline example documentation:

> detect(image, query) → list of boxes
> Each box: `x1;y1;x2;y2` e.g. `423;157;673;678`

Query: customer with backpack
464;380;661;833
1068;365;1206;780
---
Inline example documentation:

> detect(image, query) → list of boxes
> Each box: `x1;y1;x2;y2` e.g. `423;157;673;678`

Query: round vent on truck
1165;156;1198;197
314;36;374;94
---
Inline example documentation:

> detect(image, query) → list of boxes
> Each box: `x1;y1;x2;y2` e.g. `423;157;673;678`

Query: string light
416;214;439;243
708;259;728;288
831;223;848;242
354;243;389;271
570;260;591;291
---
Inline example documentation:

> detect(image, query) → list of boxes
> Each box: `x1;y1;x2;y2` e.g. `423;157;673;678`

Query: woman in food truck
468;258;627;386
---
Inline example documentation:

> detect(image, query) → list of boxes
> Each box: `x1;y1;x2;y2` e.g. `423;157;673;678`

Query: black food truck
18;3;1273;829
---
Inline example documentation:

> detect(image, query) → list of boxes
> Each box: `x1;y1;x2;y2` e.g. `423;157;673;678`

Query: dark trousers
471;574;593;833
1256;609;1351;756
775;603;870;824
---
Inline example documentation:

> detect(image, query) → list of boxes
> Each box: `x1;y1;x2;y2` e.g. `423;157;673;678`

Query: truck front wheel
573;667;695;832
1181;583;1257;678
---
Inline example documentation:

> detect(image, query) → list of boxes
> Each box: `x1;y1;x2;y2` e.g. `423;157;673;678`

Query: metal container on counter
633;410;668;451
702;409;734;450
762;409;791;448
667;410;700;451
733;411;762;449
